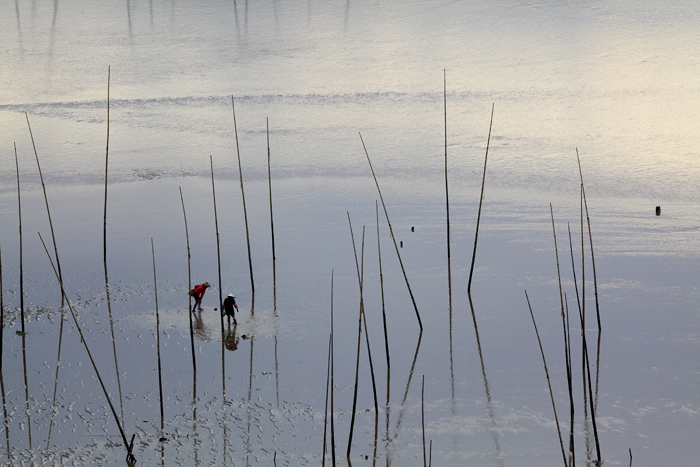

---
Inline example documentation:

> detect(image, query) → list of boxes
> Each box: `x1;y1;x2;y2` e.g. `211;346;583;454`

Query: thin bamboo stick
376;200;391;459
0;370;8;455
524;291;567;466
45;307;65;449
101;66;124;422
323;333;331;466
25;113;63;307
346;213;363;458
551;205;575;466
444;70;453;317
267;118;277;304
151;239;164;432
210;156;224;333
390;330;422;443
14;143;25;334
179;187;197;373
39;233;136;463
231;97;255;301
467;103;494;293
576;149;601;331
359;133;422;330
564;294;574;467
0;238;3;373
421;375;426;467
359;226;379;415
330;270;336;466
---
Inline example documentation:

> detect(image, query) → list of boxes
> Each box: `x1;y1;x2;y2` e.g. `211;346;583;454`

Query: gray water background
0;1;698;465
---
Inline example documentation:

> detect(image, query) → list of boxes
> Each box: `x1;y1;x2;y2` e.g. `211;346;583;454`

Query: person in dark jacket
222;293;239;325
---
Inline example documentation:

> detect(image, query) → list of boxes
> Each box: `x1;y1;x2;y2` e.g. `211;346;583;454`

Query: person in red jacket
190;282;210;311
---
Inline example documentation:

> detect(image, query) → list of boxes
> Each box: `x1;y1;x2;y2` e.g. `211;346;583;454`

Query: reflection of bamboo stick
14;143;25;333
524;291;566;466
39;232;135;463
550;205;574;464
467;292;504;466
21;332;32;449
390;330;422;443
151;239;164;432
0;371;9;455
359;227;379;415
467;104;494;293
46;308;65;449
179;187;196;373
231;97;255;300
25;113;63;307
267;118;277;303
359;134;422;330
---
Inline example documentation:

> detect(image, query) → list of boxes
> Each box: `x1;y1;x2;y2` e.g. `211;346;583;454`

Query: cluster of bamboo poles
0;68;618;465
0;70;280;464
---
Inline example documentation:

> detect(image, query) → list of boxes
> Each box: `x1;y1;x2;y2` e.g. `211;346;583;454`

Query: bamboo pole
524;291;567;466
101;66;124;422
564;294;574;467
359;133;422;330
346;213;364;458
14;143;25;334
179;187;197;373
323;333;331;466
0;238;3;373
551;205;575;465
151;239;164;432
231;97;255;302
467;103;494;293
267;118;277;304
358;227;379;415
330;270;336;466
0;370;8;456
576;149;601;331
444;69;453;320
25;113;63;307
421;375;426;467
39;233;136;463
210;156;224;333
375;200;391;458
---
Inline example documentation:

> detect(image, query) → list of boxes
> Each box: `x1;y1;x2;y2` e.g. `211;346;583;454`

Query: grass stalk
231;97;255;301
359;133;422;330
467;103;494;293
524;291;567;466
179;187;197;373
39;233;136;463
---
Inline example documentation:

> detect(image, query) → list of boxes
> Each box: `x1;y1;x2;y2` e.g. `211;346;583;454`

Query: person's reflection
224;323;239;352
193;310;212;342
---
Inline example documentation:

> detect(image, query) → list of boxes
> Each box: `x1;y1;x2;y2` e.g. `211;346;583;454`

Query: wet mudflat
1;1;699;465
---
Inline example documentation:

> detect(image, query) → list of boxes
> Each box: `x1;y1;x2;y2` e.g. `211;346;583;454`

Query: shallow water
1;1;698;465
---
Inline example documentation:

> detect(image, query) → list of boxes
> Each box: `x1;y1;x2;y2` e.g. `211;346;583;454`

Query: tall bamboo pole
25;113;63;306
101;66;124;422
359;133;422;330
467;104;494;293
231;97;255;301
444;69;453;319
421;375;427;467
525;291;567;466
330;270;336;466
151;239;164;432
39;233;135;463
14;143;25;333
179;187;196;373
210;156;224;333
267;118;277;303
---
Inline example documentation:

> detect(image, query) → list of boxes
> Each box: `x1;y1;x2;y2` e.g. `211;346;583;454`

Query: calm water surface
0;1;698;465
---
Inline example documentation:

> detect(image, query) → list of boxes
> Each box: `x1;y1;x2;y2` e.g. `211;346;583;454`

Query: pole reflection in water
46;309;65;449
467;292;504;467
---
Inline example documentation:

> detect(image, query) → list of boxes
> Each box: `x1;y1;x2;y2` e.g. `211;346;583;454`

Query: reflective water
1;0;698;465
